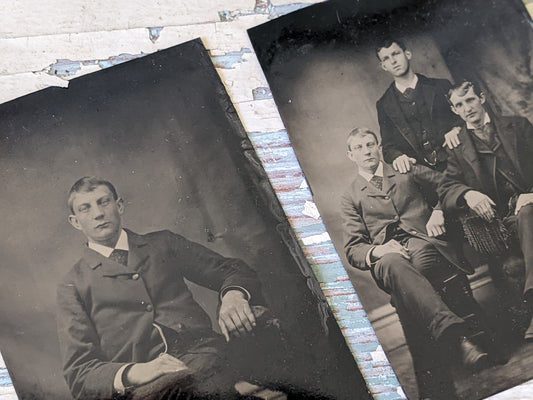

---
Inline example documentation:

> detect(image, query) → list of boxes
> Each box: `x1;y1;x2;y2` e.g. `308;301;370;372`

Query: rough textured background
0;1;532;399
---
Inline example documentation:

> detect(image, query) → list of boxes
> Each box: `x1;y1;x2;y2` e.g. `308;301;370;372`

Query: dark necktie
370;175;383;191
473;123;495;148
109;249;128;266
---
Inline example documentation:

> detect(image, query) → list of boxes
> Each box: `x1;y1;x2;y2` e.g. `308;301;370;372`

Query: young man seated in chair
438;81;533;341
56;176;284;400
341;128;490;399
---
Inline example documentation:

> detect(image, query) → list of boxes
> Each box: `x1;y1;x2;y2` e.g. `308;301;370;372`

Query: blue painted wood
247;128;404;399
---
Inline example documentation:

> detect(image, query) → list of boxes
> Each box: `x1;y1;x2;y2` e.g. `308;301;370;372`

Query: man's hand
218;290;256;342
125;354;190;387
392;154;416;174
515;193;533;215
371;239;410;261
442;126;462;149
426;209;446;237
464;190;496;221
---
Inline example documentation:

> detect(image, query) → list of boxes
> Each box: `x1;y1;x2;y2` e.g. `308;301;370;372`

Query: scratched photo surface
0;39;371;400
249;0;533;398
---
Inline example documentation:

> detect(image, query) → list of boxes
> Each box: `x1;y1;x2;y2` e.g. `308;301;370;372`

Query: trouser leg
128;328;239;400
372;243;464;399
373;249;464;341
400;316;458;400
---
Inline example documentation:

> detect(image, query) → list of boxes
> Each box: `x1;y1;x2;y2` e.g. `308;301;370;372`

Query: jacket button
132;273;140;280
145;304;153;312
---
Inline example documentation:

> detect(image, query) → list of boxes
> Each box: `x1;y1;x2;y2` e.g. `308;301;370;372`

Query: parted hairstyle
346;127;380;151
68;176;119;214
446;80;484;105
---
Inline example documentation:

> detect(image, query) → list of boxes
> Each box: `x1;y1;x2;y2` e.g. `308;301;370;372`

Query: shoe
458;337;489;370
525;318;533;341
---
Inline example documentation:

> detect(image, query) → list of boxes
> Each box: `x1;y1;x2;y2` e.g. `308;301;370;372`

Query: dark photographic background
0;39;369;399
249;0;532;397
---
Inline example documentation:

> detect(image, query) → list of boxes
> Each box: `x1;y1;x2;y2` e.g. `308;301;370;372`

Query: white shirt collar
88;229;129;257
359;161;384;182
395;74;419;94
466;111;491;130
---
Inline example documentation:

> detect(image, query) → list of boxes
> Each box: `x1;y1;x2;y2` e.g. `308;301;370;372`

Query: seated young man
57;176;276;400
341;128;488;399
439;81;533;340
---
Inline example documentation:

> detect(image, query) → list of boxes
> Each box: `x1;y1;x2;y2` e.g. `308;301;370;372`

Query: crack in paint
209;48;252;69
46;53;146;78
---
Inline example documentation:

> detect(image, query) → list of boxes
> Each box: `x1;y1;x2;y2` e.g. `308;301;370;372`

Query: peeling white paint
302;232;331;245
302;200;321;220
370;345;387;362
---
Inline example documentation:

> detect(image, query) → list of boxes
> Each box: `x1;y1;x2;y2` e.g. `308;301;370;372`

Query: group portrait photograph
249;0;533;398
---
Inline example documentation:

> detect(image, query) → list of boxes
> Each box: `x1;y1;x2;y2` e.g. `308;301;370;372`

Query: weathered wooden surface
0;1;532;399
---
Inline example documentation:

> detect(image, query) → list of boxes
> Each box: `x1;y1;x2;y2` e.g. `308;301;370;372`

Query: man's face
68;185;124;247
378;43;412;77
449;86;487;127
347;134;381;174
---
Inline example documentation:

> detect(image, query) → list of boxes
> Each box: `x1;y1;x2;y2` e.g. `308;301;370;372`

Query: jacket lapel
82;245;127;276
458;126;486;190
125;229;151;272
381;164;397;194
357;164;396;196
419;75;436;124
356;174;380;197
383;84;419;152
492;115;523;178
81;230;150;276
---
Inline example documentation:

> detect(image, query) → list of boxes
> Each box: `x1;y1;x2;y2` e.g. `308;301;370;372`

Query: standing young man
376;38;462;172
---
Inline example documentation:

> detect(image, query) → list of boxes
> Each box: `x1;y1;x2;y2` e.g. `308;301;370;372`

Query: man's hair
446;80;484;106
68;176;118;213
346;127;380;151
375;38;407;60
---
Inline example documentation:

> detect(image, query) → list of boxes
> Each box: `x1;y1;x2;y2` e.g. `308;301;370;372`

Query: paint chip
210;48;252;69
148;27;164;43
302;200;320;220
370;345;387;362
252;87;272;100
48;59;82;77
302;232;331;245
397;386;407;399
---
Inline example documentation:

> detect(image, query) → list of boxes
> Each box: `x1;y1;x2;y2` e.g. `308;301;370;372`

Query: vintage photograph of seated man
0;39;370;400
249;0;533;398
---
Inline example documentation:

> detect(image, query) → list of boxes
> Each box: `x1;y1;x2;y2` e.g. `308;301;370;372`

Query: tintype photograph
249;0;533;398
0;38;371;400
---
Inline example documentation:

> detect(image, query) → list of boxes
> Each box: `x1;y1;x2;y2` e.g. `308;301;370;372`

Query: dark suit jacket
377;74;461;165
438;115;533;213
341;163;473;274
56;229;262;400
